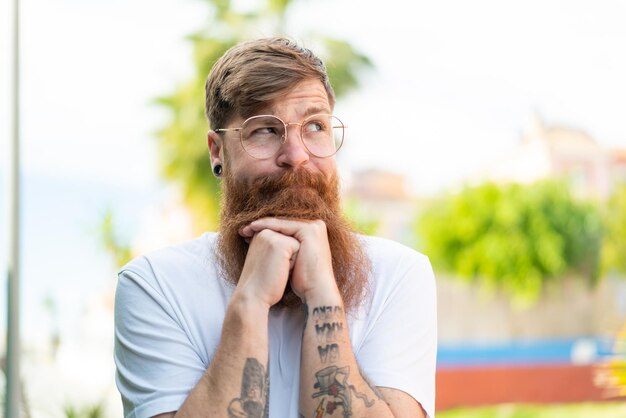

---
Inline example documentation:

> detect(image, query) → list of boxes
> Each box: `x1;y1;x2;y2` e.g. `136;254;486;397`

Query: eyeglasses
215;113;346;159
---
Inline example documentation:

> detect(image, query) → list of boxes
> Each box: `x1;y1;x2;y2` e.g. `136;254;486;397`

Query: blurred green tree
342;196;381;236
601;184;626;275
154;0;372;233
63;403;105;418
98;208;133;268
416;181;603;304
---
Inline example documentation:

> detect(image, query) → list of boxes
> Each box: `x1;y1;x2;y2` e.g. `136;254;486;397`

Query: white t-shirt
114;232;437;418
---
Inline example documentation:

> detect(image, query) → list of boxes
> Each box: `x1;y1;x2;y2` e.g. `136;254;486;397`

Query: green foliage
417;181;602;304
342;197;380;236
154;36;233;232
438;402;626;418
98;209;133;268
63;403;105;418
318;37;373;99
154;0;372;233
601;184;626;275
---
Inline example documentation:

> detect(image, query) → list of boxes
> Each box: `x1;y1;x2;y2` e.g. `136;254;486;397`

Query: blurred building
344;168;417;244
477;113;626;200
610;148;626;186
346;169;410;200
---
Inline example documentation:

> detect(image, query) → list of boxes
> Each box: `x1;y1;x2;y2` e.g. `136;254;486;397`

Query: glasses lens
241;116;284;159
301;114;344;158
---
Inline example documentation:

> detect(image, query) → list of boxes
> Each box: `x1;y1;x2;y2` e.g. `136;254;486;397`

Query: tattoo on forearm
317;343;340;364
312;305;343;341
359;368;384;401
310;305;344;364
227;358;269;418
314;322;344;342
307;305;378;416
310;365;375;417
312;305;343;320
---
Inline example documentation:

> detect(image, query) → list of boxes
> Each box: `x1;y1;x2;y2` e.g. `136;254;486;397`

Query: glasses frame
215;113;346;160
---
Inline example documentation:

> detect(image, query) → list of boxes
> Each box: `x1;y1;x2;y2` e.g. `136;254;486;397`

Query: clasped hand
237;218;337;307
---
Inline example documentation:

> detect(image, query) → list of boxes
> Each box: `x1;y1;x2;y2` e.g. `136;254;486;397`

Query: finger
239;225;255;238
285;235;301;258
248;227;301;255
239;219;289;237
238;220;296;238
289;249;299;270
243;217;310;238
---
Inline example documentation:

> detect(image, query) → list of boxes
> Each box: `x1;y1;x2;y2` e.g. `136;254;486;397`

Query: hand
240;218;339;303
235;228;300;308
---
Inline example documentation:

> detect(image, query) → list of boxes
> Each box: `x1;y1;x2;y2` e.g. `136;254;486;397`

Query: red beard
216;169;370;311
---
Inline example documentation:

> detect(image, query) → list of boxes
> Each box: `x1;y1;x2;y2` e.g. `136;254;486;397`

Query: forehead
262;79;332;119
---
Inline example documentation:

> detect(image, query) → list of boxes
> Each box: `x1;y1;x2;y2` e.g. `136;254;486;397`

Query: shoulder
356;235;436;315
360;235;433;278
117;232;220;296
120;232;217;277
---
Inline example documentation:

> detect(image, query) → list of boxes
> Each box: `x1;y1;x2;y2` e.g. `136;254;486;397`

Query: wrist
301;280;342;306
229;290;271;320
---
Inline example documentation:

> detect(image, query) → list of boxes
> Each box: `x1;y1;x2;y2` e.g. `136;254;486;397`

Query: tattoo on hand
227;358;269;418
310;365;375;417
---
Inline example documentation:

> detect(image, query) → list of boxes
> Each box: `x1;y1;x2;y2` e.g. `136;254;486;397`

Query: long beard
215;169;371;312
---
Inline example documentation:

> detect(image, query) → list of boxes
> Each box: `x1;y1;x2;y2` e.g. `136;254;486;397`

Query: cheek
227;158;276;182
223;144;254;174
316;158;337;178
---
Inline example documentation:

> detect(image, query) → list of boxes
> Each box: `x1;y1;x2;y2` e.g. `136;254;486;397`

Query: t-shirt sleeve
114;260;207;418
356;250;437;418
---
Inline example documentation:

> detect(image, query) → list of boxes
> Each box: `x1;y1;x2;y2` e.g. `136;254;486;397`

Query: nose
275;123;309;168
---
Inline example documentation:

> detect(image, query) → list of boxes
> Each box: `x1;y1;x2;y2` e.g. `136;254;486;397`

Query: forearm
175;295;270;418
299;291;393;418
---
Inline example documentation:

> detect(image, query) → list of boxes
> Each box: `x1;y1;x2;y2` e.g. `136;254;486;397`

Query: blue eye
304;120;326;134
254;126;280;135
243;118;284;142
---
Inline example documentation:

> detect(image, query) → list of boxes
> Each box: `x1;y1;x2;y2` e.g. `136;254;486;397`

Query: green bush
417;181;602;304
601;183;626;275
438;402;626;418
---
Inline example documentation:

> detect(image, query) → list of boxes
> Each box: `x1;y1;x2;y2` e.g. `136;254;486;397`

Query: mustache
223;169;340;223
250;168;330;194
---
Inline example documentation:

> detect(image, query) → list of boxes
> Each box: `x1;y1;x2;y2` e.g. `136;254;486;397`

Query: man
114;37;437;418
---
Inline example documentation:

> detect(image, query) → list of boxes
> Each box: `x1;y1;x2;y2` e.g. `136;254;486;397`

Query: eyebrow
303;105;332;117
262;105;332;119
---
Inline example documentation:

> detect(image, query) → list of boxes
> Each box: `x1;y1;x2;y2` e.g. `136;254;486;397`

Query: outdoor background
1;0;626;416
